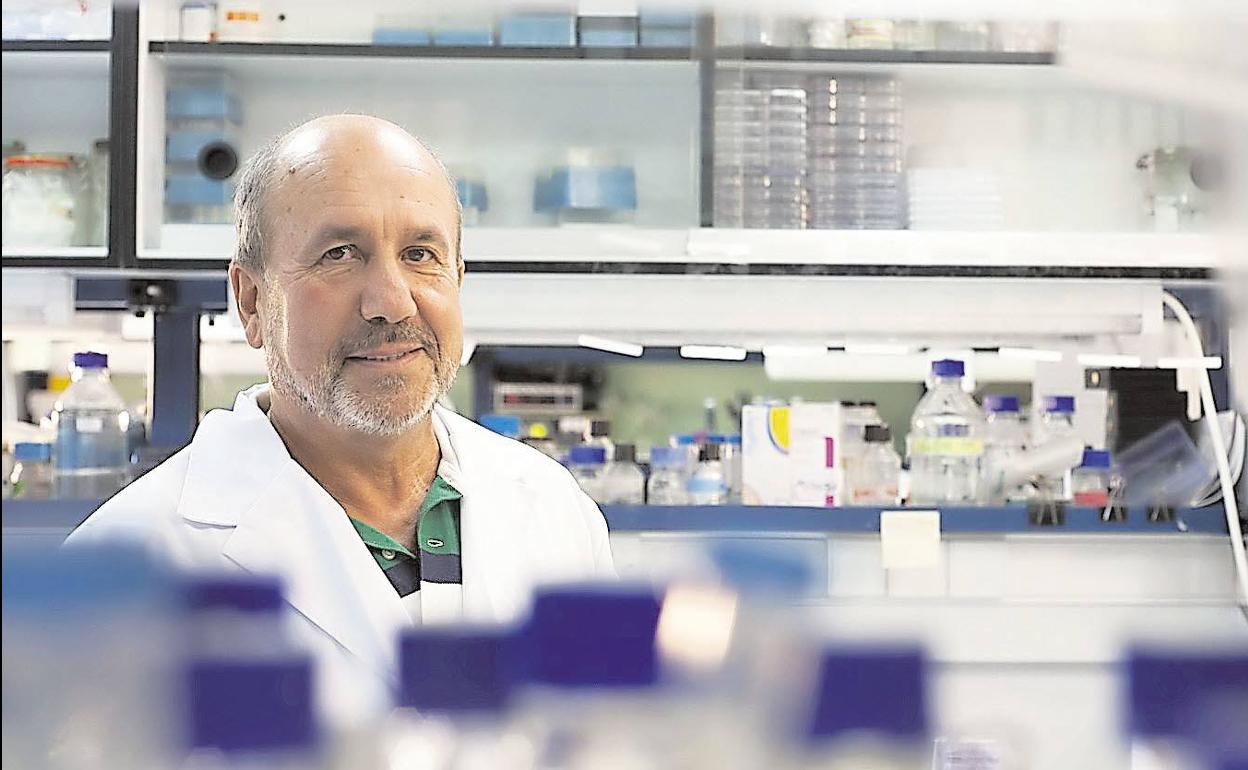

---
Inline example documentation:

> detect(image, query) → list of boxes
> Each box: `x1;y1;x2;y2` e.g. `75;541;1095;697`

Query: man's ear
229;262;265;350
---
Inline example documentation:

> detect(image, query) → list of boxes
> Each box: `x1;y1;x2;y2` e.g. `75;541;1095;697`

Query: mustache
334;322;441;362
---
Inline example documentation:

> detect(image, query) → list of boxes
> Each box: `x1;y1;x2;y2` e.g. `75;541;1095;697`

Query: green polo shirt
349;475;463;623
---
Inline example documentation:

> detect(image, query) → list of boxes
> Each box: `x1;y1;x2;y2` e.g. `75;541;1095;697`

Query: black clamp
1028;500;1067;527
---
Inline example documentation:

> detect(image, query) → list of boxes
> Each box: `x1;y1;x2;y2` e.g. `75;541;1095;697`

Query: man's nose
359;255;418;324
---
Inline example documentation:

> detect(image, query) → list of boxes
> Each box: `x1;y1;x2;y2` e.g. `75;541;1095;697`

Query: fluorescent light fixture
1157;356;1223;370
998;347;1064;362
1077;353;1143;368
762;344;829;359
680;345;747;361
577;334;644;358
844;342;912;356
460;340;477;367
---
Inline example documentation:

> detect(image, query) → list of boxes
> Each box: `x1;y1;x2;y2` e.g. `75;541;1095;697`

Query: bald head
232;115;461;274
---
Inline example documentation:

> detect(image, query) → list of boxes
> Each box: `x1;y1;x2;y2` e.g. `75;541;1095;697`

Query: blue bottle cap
930;359;964;378
805;647;929;742
72;351;108;369
648;446;682;467
13;442;52;462
519;584;662;689
1079;449;1112;469
479;414;522;438
184;657;317;753
181;575;284;614
567;445;606;465
982;394;1020;413
1127;649;1248;738
399;627;515;713
1042;395;1076;414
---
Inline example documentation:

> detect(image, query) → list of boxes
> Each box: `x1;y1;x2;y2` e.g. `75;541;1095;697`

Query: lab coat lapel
434;406;531;623
220;460;413;683
181;386;412;683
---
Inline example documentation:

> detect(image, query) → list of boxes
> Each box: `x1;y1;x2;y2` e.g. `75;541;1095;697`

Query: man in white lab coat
66;115;615;724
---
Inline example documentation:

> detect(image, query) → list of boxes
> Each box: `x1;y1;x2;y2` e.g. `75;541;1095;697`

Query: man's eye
322;245;355;262
404;247;434;263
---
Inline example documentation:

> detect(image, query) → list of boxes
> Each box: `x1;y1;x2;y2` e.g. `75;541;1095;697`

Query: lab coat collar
174;384;530;677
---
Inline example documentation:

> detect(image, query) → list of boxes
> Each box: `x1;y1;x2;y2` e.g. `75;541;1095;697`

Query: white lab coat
65;384;615;727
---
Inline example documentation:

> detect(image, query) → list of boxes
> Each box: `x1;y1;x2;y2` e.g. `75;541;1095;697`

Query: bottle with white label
906;359;985;505
52;351;130;498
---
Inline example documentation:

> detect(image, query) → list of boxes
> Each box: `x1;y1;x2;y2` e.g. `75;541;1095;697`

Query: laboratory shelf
148;40;697;61
2;499;1230;537
1;39;111;53
722;47;1054;66
600;504;1232;534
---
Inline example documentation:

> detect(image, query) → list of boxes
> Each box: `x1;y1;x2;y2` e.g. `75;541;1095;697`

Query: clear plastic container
1115;421;1214;508
687;444;728;505
893;20;938;50
980;394;1029;504
52;352;130;499
1072;449;1113;508
599;443;646;505
906;359;985;505
848;425;901;505
990;21;1057;53
2;154;85;248
1032;395;1078;501
568;445;607;503
8;442;53;499
937;21;991;51
646;447;689;505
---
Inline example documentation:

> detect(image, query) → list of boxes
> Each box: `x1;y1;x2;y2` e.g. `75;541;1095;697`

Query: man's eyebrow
308;225;367;245
404;229;451;248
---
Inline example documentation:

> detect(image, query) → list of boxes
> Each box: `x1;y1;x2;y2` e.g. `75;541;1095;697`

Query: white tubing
1161;291;1248;608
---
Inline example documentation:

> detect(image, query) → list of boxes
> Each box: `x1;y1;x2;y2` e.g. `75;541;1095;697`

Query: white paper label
75;416;105;433
880;509;941;569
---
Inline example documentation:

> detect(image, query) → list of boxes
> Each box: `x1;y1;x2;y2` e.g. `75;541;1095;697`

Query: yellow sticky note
880;510;942;570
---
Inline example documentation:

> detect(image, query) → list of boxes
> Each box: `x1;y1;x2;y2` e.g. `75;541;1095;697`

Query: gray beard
262;307;458;437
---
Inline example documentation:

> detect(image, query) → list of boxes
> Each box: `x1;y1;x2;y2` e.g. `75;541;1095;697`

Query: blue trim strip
600;505;1231;535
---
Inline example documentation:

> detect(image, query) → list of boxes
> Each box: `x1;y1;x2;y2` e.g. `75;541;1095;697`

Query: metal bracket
1028;500;1067;527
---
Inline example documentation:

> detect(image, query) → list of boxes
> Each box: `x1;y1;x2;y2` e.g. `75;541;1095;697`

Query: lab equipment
936;21;991;51
711;433;744;502
587;418;615;461
1115;421;1215;508
180;1;218;41
3;544;179;770
980;394;1028;503
791;402;845;507
568;445;608;502
52;352;130;499
534;151;638;224
165;70;243;225
514;585;666;770
579;8;638;47
638;9;693;46
2;154;85;248
216;0;270;42
907;359;985;505
83;139;109;247
807;74;906;231
845;19;895;49
796;647;929;769
688;443;729;505
499;11;576;46
714;73;808;229
742;404;793;504
1032;395;1078;501
7;442;53;499
600;443;646;504
479;413;523;439
1136;145;1218;232
847;424;901;505
646;446;689;505
1072;449;1114;507
352;628;527;770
